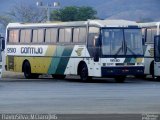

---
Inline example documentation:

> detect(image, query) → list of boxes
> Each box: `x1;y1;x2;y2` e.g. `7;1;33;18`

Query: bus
154;34;160;79
0;34;5;78
138;22;160;78
5;20;144;82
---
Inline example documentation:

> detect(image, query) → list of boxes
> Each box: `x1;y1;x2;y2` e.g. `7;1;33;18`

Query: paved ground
0;74;160;114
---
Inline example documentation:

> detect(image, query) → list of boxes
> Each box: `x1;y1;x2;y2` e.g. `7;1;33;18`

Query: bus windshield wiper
114;42;123;58
114;47;122;58
126;46;137;57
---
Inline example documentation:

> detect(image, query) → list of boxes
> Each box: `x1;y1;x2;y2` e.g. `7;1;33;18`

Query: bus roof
89;19;138;27
7;19;139;29
138;22;160;27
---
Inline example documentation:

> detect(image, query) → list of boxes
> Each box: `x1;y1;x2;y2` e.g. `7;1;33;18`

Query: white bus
0;34;5;78
138;22;160;78
5;20;144;82
154;35;160;79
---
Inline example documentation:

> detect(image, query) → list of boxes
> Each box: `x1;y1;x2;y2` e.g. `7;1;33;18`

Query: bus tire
79;63;92;82
23;61;39;79
150;62;155;79
115;76;126;83
23;61;32;79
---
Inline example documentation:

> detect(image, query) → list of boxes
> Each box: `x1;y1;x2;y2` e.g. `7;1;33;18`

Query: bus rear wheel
23;61;39;79
115;76;126;83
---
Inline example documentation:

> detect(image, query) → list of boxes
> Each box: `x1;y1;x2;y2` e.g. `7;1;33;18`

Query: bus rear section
154;35;160;79
138;22;160;78
153;22;160;80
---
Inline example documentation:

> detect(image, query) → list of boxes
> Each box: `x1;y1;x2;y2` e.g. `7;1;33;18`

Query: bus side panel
47;45;64;74
48;45;73;75
144;44;154;74
7;56;24;72
14;57;23;72
64;45;87;75
6;56;14;71
30;57;52;73
13;57;52;74
144;58;154;74
64;45;102;77
6;45;57;74
29;45;56;74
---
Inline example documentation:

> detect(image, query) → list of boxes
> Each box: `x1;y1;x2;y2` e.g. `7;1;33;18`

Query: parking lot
0;73;160;114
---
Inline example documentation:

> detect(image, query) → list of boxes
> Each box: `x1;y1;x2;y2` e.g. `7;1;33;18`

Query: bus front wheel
79;63;92;82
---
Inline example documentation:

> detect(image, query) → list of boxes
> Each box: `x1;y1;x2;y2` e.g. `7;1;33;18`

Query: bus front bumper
101;66;144;76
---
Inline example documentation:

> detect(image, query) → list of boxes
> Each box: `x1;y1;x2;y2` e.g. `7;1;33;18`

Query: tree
8;3;47;23
0;15;12;33
50;6;97;21
0;15;12;28
76;6;97;21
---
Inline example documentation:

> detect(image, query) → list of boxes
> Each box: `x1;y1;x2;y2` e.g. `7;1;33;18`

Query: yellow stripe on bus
12;46;57;74
136;58;143;63
14;57;52;74
45;45;56;56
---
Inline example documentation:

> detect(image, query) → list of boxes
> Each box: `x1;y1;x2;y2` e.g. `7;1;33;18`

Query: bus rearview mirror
0;37;5;51
94;36;100;47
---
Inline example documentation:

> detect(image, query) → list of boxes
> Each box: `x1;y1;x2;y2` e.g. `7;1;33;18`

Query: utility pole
36;1;60;22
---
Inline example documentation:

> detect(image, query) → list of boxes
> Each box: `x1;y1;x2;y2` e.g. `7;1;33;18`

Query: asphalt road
0;76;160;114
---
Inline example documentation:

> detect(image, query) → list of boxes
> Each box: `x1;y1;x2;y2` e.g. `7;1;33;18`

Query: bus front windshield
102;28;143;56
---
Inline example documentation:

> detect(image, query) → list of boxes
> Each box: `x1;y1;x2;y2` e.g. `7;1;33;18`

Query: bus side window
73;27;87;43
45;28;58;43
59;29;65;43
33;30;38;43
65;28;72;43
32;29;44;43
88;27;100;57
73;28;79;43
146;28;152;43
142;28;147;43
38;29;44;43
20;29;31;43
88;27;99;46
151;28;157;43
59;28;72;43
8;29;19;43
79;28;87;43
146;27;157;43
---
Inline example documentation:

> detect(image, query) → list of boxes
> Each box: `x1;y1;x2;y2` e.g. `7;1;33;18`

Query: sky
0;0;160;20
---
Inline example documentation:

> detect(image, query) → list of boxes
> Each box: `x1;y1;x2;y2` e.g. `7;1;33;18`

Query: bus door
87;27;101;77
154;35;160;77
